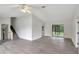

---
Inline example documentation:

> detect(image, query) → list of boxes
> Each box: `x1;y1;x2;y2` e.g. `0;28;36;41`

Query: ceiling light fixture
18;4;31;14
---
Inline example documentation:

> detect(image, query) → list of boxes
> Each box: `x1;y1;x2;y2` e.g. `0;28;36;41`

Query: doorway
1;24;8;41
52;24;64;37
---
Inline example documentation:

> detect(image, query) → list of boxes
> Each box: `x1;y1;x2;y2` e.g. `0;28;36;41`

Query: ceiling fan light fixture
26;10;31;14
18;4;31;14
21;9;26;13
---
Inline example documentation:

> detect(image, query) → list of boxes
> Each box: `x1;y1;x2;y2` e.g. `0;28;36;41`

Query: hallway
0;36;78;54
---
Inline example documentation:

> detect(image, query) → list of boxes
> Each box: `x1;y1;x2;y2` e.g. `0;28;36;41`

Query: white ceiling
0;4;78;23
32;4;77;23
0;4;28;17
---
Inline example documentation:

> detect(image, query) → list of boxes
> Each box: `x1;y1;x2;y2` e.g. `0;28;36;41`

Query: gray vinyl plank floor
0;36;78;54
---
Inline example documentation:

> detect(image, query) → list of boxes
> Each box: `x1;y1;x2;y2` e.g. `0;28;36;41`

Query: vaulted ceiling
0;4;78;23
0;4;28;17
32;4;77;23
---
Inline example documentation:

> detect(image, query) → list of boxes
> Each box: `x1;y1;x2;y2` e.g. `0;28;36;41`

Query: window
52;24;64;37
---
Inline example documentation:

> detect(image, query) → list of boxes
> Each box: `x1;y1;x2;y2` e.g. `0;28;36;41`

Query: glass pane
52;24;64;37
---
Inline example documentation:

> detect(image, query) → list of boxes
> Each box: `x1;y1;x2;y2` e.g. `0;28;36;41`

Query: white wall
0;17;11;40
72;19;79;47
12;15;32;41
45;5;79;47
32;15;44;40
64;19;73;38
45;23;52;36
12;15;44;41
71;5;79;48
74;5;79;18
44;19;73;39
32;5;76;39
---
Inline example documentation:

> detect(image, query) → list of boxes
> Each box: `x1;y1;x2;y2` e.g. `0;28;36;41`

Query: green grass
52;32;64;37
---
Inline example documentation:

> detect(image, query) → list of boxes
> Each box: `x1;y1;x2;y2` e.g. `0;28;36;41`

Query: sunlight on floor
51;36;64;42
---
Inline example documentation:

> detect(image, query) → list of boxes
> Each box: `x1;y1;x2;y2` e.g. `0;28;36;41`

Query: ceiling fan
17;4;46;14
18;4;31;14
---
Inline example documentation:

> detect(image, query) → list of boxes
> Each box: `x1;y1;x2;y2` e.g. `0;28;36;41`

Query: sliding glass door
52;24;64;37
